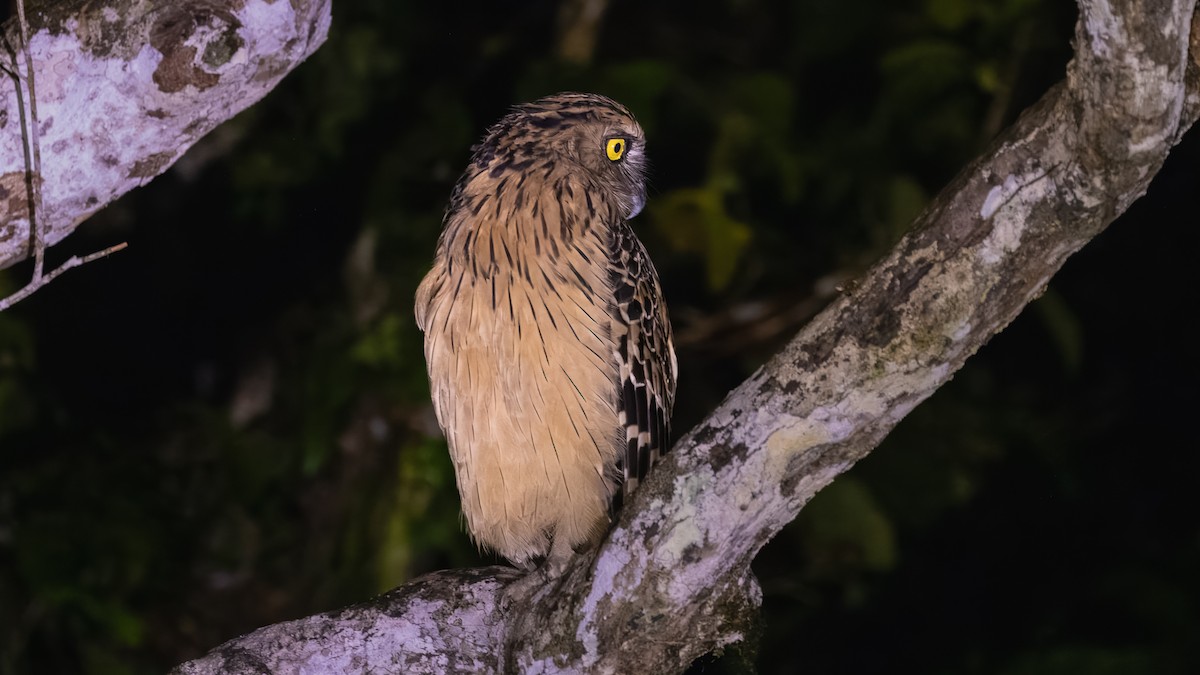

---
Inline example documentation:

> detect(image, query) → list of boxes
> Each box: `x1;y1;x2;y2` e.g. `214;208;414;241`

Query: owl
415;92;677;569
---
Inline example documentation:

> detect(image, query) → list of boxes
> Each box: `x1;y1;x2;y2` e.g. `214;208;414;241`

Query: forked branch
178;2;1200;673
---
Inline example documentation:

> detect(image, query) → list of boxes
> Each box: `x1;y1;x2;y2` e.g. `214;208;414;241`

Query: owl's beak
628;189;646;219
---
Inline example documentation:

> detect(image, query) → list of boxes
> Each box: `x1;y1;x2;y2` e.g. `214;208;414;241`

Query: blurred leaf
926;0;975;30
728;73;794;139
376;438;465;590
0;314;35;432
975;61;1003;93
799;477;896;573
0;270;17;298
352;313;407;369
0;313;35;369
85;597;145;648
1034;288;1084;374
881;40;973;98
885;174;928;243
651;187;752;290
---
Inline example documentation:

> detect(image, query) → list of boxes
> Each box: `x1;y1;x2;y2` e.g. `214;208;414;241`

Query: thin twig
15;0;44;281
0;2;128;312
1;24;38;283
0;242;128;312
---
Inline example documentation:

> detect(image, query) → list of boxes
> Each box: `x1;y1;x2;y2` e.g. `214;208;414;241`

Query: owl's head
470;92;649;220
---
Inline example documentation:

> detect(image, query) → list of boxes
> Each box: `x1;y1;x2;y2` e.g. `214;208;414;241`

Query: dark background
1;0;1197;673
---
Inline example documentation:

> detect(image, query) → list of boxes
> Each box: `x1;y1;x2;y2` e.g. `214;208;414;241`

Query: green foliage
376;437;466;591
798;478;897;577
0;316;36;437
652;187;754;290
1033;289;1085;375
351;312;409;369
2;0;1195;673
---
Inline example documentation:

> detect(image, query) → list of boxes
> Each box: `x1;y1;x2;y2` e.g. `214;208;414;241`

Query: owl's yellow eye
606;138;627;162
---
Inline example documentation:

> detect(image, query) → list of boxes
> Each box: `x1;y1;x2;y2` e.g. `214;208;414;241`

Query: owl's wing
610;222;678;514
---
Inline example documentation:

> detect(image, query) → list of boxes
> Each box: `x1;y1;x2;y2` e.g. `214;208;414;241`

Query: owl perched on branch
415;93;677;569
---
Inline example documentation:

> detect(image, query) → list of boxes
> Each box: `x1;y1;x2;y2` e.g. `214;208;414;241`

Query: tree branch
0;0;332;271
176;1;1200;673
0;240;127;310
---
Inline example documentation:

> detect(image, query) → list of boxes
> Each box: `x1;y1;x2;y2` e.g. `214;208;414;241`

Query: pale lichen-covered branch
0;0;332;270
177;1;1200;673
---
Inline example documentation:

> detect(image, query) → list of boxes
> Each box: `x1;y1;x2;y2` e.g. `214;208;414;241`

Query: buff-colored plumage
415;93;676;567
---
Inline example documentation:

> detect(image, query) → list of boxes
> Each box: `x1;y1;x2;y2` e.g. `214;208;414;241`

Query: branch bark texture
178;1;1200;673
0;0;331;270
